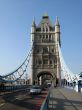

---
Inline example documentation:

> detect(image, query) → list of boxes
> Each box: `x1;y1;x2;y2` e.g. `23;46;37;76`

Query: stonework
31;14;61;86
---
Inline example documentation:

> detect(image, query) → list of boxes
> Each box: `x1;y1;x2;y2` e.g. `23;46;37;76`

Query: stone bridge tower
31;14;61;86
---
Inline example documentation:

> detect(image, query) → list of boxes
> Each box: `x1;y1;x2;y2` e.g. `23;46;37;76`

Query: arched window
46;27;48;32
46;35;48;39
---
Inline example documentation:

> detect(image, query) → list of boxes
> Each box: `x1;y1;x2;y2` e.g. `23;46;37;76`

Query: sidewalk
48;87;82;110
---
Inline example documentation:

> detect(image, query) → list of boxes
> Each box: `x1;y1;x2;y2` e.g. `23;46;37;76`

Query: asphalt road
0;89;47;110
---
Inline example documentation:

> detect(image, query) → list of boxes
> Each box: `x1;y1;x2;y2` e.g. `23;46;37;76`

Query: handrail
40;91;50;110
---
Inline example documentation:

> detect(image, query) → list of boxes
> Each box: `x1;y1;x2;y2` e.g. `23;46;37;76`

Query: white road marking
15;95;27;100
0;103;5;107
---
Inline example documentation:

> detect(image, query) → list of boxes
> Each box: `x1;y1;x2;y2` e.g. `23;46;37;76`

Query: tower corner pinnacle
55;16;60;26
32;17;36;27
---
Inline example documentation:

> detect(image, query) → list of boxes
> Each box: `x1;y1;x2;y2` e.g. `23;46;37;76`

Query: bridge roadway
0;89;47;110
49;87;82;110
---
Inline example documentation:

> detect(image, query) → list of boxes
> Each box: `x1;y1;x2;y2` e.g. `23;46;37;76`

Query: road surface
0;89;47;110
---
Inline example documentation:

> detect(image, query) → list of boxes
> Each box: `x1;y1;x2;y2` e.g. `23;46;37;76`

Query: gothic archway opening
37;71;53;86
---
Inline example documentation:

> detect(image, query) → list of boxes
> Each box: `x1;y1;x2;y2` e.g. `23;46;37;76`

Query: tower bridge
0;14;81;87
0;14;82;110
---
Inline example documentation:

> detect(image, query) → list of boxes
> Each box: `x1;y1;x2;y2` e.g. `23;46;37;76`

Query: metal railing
40;91;50;110
0;85;31;92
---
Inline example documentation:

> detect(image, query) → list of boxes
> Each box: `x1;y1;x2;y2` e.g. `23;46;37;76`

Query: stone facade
31;14;61;86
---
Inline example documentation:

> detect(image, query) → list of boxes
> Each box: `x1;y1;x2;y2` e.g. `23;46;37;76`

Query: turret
55;16;61;46
55;16;61;86
31;18;36;43
31;18;36;85
31;17;36;33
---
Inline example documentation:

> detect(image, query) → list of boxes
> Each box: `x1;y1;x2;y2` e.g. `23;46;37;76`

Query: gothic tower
31;14;61;86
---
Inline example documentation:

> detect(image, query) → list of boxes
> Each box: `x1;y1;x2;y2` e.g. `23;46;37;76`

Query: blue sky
0;0;82;75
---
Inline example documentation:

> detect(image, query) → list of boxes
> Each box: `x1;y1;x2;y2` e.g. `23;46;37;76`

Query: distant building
16;79;26;85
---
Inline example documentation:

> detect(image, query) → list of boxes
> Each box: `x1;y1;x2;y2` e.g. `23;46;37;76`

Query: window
49;34;51;37
52;49;54;53
49;34;52;41
50;60;53;64
37;49;39;53
43;35;45;39
43;59;48;64
39;60;42;65
43;47;48;53
46;35;48;39
46;28;48;32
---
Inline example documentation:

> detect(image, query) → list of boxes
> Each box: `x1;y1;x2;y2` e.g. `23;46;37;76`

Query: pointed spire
32;17;36;27
55;16;60;26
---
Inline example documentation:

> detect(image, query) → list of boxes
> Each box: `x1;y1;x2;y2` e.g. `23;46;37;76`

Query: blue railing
0;85;31;92
40;91;50;110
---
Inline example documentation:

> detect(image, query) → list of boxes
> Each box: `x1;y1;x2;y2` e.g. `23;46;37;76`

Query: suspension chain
0;44;34;83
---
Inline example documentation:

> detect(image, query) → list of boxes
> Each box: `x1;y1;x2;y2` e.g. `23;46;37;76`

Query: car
30;85;42;94
47;83;52;87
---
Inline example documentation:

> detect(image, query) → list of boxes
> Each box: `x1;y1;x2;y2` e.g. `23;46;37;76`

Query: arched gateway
37;71;53;85
31;14;61;86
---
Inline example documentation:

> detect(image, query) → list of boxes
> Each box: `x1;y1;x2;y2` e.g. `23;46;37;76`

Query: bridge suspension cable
58;43;78;82
0;45;33;83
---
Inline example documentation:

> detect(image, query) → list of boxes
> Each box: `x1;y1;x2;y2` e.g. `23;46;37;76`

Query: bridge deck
49;87;82;110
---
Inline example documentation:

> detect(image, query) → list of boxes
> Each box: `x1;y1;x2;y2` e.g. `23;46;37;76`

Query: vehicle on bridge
30;85;42;94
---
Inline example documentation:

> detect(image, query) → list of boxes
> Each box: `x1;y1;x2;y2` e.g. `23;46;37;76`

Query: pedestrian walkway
48;87;82;110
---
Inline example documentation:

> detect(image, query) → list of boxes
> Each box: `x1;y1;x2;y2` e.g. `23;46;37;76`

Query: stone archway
37;71;53;85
